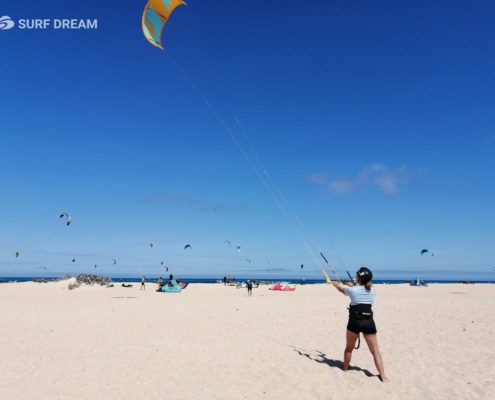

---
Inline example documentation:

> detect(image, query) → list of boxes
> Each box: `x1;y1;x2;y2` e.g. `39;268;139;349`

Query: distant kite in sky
431;253;436;257
16;252;19;258
301;264;304;270
112;259;116;265
150;243;154;249
224;241;231;247
237;244;241;252
166;267;169;272
95;265;97;268
246;259;251;263
421;249;428;255
72;259;76;263
184;244;191;250
161;262;164;265
142;0;186;49
60;213;71;226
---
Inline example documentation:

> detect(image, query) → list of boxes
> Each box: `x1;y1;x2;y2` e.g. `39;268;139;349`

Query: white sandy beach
0;280;493;399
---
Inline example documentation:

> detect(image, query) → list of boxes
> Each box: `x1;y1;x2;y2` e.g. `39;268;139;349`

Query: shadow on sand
291;346;376;379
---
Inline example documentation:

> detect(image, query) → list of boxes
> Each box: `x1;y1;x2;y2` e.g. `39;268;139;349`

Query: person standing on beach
332;267;389;382
247;280;253;296
223;276;227;286
141;276;145;290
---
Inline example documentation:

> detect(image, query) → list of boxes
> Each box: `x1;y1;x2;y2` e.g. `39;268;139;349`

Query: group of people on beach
223;275;235;285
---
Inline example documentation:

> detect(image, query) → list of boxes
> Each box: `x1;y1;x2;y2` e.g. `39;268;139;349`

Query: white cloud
308;163;410;196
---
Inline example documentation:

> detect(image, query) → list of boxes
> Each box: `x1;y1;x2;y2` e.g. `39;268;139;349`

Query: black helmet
356;267;373;284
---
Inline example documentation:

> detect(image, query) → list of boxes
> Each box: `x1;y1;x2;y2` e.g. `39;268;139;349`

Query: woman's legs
343;329;359;371
363;334;389;382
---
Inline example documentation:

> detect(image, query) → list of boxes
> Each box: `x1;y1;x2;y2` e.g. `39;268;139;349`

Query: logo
0;16;15;30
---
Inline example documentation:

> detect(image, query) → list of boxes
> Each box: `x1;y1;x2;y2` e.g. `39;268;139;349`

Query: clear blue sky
1;1;494;280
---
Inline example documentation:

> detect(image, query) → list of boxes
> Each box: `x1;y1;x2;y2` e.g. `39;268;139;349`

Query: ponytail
365;281;373;290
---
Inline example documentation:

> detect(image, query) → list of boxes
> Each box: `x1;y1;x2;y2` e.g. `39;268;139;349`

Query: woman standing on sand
332;267;389;382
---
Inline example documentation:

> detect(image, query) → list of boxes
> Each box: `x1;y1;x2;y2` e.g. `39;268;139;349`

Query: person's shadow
291;346;377;378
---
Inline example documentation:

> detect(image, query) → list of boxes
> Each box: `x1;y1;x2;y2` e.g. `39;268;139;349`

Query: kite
15;252;19;258
431;253;436;257
184;244;191;250
112;259;116;265
150;243;154;249
301;264;304;270
166;267;169;272
223;241;231;247
72;259;76;263
161;262;164;265
95;265;97;268
142;0;186;49
246;259;251;263
237;244;241;252
420;249;428;255
60;213;71;226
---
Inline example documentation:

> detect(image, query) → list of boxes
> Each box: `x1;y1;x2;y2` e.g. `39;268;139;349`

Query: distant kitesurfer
332;267;389;382
141;276;145;290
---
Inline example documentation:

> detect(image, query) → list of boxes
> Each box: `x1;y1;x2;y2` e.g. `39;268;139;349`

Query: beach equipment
157;279;183;293
410;278;428;287
60;213;71;226
142;0;186;49
269;283;295;291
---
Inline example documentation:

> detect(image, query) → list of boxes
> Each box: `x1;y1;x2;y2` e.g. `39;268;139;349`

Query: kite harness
348;304;373;350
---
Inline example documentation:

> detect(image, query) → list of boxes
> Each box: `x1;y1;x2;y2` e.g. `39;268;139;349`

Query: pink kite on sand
269;283;295;291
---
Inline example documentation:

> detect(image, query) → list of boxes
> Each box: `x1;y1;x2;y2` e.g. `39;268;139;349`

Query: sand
0;280;493;399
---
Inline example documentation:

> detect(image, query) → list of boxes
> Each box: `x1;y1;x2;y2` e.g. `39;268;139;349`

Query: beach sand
0;280;493;399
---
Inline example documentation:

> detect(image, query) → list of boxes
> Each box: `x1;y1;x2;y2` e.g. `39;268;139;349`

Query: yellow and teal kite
142;0;186;49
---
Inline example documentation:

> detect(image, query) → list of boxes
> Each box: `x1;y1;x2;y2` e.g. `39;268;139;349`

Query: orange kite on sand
269;283;296;291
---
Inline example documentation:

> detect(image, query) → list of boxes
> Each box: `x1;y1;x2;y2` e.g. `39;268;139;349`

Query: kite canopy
16;252;19;258
112;259;116;265
223;240;231;247
301;264;304;269
184;244;191;250
246;259;251;263
142;0;186;49
150;243;154;249
72;259;76;263
237;244;241;252
421;249;428;255
60;213;71;226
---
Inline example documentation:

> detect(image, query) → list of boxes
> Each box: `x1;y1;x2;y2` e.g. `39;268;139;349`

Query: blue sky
1;1;494;280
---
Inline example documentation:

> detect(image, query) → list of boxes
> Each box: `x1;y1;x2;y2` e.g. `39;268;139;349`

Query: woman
332;267;389;382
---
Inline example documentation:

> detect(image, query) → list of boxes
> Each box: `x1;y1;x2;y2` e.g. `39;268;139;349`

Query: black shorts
347;319;377;335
